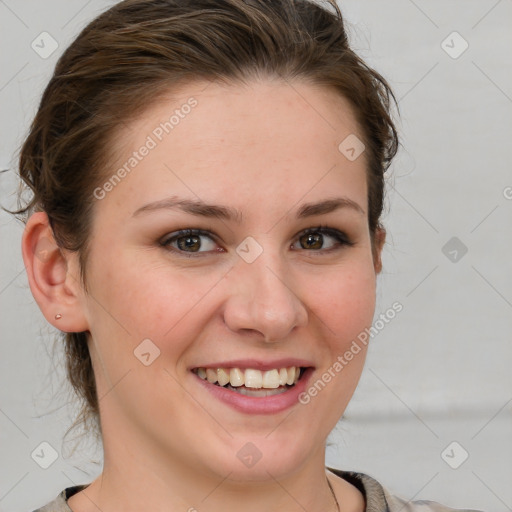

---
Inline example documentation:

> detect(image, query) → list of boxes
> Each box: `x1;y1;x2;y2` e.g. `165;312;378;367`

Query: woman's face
78;79;383;480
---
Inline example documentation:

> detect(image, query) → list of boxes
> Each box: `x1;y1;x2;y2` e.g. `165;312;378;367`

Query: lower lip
193;368;314;415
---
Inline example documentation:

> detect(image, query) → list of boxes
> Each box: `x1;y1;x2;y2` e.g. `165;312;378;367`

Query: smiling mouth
192;366;308;397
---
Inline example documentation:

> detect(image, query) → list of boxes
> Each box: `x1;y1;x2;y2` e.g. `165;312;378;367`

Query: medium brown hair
11;0;399;443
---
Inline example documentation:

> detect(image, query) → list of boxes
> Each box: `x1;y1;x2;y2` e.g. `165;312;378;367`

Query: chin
199;431;317;483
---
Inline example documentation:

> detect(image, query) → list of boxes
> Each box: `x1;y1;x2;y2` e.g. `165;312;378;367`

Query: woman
14;0;482;511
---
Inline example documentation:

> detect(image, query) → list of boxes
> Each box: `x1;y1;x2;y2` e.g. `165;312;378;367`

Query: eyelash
159;225;354;258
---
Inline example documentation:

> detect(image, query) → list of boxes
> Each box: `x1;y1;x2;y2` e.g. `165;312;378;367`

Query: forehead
96;79;368;221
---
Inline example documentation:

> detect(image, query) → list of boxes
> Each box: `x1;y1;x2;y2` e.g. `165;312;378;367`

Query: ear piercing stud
55;313;62;320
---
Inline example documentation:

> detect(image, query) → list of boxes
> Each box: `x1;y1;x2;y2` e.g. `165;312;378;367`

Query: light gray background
1;1;511;511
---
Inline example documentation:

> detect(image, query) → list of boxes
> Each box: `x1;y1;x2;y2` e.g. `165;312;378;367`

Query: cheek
294;261;375;437
84;257;224;411
88;254;224;351
305;259;377;347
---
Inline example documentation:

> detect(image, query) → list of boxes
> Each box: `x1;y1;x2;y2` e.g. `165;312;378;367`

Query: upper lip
190;358;314;371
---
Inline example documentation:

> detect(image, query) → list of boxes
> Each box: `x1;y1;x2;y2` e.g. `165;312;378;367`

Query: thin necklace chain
326;476;340;512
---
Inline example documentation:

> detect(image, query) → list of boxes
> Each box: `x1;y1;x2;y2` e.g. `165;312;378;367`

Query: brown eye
292;227;353;253
161;229;218;255
177;234;202;252
300;232;323;250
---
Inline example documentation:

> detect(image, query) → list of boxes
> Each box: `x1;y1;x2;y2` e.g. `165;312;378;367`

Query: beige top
32;467;484;512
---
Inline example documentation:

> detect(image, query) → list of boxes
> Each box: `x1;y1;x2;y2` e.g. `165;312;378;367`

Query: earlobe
373;227;386;274
21;212;89;333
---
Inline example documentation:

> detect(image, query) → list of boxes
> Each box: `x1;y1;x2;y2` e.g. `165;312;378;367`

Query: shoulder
327;467;485;512
31;474;485;512
32;484;89;512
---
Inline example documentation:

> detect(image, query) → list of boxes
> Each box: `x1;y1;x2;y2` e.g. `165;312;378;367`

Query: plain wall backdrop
0;1;511;511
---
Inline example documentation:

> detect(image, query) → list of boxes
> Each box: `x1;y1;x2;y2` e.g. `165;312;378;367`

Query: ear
372;226;386;274
21;212;89;333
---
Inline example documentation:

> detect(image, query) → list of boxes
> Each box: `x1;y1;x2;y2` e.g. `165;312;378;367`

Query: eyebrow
132;196;365;221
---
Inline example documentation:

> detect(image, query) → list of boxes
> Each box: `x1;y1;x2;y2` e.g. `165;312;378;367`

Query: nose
222;251;308;343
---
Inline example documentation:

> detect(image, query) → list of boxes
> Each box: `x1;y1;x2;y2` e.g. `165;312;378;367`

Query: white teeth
262;369;280;389
195;366;303;389
244;369;263;388
217;368;230;386
286;366;295;385
229;368;244;387
206;368;217;384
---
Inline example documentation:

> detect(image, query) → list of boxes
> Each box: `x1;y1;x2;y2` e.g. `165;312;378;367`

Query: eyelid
298;225;353;243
